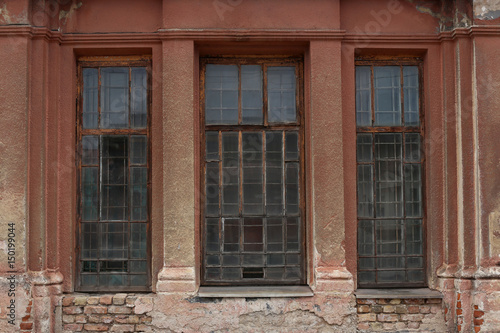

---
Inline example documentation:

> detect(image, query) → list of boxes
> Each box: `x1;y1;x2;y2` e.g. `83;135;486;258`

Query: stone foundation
356;298;445;332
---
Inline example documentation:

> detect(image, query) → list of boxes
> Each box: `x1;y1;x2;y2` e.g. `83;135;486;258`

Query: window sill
355;288;442;299
198;286;314;298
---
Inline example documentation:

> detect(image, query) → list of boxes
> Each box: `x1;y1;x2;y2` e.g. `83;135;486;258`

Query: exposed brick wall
356;298;444;332
61;294;153;332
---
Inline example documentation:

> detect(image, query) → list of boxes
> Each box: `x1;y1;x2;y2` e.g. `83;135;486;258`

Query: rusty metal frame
76;56;152;292
200;56;306;286
355;57;427;288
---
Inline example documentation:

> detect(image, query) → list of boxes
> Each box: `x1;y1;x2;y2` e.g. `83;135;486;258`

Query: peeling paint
0;3;12;24
404;0;472;30
474;0;500;20
59;1;82;24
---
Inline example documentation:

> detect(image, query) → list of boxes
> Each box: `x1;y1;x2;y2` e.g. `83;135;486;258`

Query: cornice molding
1;25;500;44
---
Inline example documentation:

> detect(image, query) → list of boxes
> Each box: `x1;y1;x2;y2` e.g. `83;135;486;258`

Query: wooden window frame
200;56;306;286
355;57;427;288
76;56;152;292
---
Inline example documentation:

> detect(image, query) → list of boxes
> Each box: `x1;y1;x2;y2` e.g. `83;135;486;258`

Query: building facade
1;0;500;332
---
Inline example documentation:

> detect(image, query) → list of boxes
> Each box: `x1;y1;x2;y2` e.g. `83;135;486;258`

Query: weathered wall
1;0;500;332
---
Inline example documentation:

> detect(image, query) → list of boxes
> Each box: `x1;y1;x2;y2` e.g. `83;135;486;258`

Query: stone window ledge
355;288;443;299
198;286;314;298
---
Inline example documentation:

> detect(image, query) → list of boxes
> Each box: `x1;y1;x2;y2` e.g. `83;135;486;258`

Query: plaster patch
59;1;82;24
489;211;500;257
474;0;500;19
0;3;12;24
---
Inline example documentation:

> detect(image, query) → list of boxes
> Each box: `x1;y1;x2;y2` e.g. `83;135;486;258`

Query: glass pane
378;270;404;283
267;218;283;252
375;134;403;218
266;132;283;216
403;66;419;126
357;220;374;256
101;136;128;221
130;223;147;259
286;163;299;215
82;167;98;221
222;133;239;216
130;274;148;286
285;132;299;161
408;270;424;282
405;133;421;162
377;257;405;269
205;162;220;216
286;217;300;252
82;136;99;165
100;223;128;259
404;164;422;218
374;66;401;126
101;68;129;129
100;274;126;287
241;65;263;124
131;68;147;128
223;218;240;252
222;268;240;280
242;132;263;215
268;67;296;123
243;218;263;252
206;218;220;252
406;219;423;255
83;68;98;129
356;66;371;126
357;134;373;162
376;220;403;255
131;168;147;220
205;65;238;125
81;223;98;259
205;131;219;161
130;136;147;165
357;165;374;218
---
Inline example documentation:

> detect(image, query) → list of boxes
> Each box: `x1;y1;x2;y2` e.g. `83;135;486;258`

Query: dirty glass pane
206;218;220;252
266;132;283;216
374;66;401;126
83;68;98;129
405;133;421;162
357;134;373;162
100;274;126;287
356;66;371;126
404;164;422;218
241;65;263;124
286;163;299;215
375;134;403;218
130;168;147;220
243;218;263;252
222;133;239;216
406;219;423;255
130;223;147;259
81;223;98;259
82;135;99;165
408;270;424;282
404;66;419;126
205;65;239;125
101;68;129;129
205;131;219;161
378;270;405;283
285;132;299;161
242;132;263;215
223;219;240;252
100;223;128;259
357;165;374;218
357;220;374;256
222;268;240;280
130;260;147;273
81;274;97;286
376;220;403;255
267;218;283;252
130;136;147;165
131;68;147;128
206;162;220;216
82;167;98;221
286;217;300;252
101;136;128;221
268;67;296;123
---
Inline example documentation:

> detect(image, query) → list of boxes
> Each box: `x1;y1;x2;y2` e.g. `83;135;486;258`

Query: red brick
358;313;377;322
101;315;114;324
84;323;109;331
404;299;424;305
115;315;129;324
357;322;370;330
474;310;485;318
357;305;370;313
457;324;462;331
457;301;462;308
401;314;424;321
84;306;108;314
457;308;463;315
75;314;87;323
110;324;134;332
408;305;419;313
420;305;431;314
426;298;442;304
357;299;376;305
22;315;30;322
64;324;84;331
457;293;461;300
100;295;113;305
63;306;83;315
25;306;31;314
474;305;479;310
475;327;481;333
377;299;391;305
108;306;131;314
474;318;484;326
62;297;75;307
408;322;420;329
20;323;33;330
377;313;398;322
